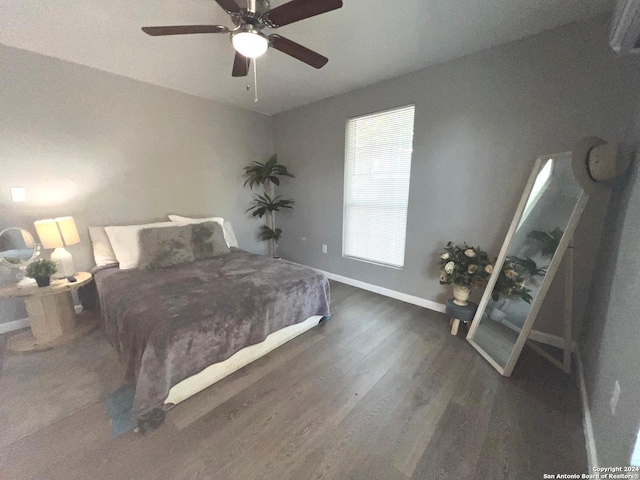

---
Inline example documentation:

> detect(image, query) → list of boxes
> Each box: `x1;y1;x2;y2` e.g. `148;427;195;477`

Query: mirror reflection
0;228;37;266
470;152;583;369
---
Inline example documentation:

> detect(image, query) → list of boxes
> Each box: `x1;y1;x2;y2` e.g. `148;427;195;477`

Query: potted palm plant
244;154;295;257
25;259;58;287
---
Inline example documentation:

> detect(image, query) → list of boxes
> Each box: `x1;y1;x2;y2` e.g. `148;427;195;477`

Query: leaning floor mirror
466;151;588;377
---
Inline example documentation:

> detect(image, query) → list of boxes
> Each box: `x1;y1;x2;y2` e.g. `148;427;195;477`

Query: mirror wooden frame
465;155;590;377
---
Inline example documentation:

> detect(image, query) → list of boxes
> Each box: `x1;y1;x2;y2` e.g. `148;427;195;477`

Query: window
343;105;415;268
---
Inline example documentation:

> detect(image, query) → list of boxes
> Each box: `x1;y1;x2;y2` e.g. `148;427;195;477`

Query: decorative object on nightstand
25;259;57;287
0;228;40;282
0;272;96;353
446;298;478;336
34;216;80;278
438;242;493;306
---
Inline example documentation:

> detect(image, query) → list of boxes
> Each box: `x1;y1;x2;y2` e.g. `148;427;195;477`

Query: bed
90;248;330;430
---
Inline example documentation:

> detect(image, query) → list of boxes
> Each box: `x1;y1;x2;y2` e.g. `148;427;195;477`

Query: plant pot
35;276;51;288
452;285;471;306
489;298;512;321
489;307;507;321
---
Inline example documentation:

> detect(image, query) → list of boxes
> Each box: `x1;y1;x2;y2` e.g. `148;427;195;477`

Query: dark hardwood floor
0;281;587;479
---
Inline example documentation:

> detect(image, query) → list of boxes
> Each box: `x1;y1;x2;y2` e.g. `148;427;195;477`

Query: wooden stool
446;299;478;336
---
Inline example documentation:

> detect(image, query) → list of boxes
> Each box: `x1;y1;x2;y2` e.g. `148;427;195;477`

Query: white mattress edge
165;315;323;407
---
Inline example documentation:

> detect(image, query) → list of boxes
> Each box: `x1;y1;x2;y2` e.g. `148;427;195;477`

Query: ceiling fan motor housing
253;0;270;15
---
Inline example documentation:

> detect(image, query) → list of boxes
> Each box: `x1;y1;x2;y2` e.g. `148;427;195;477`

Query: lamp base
51;247;76;278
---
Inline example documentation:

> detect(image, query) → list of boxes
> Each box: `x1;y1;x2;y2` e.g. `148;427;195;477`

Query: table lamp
34;217;80;278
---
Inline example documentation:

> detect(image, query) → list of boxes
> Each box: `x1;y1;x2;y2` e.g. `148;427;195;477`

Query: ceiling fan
142;0;343;77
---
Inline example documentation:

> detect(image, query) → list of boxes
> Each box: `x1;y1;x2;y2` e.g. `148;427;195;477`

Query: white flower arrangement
438;242;492;288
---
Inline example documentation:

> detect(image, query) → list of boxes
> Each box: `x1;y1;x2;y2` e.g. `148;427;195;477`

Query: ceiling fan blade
214;0;243;14
142;25;229;36
269;35;328;69
232;52;251;77
265;0;343;27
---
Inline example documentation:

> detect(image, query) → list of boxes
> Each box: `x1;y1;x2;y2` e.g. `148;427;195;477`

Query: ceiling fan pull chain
253;56;259;103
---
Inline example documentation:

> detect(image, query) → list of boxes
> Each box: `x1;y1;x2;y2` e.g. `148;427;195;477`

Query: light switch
10;187;26;202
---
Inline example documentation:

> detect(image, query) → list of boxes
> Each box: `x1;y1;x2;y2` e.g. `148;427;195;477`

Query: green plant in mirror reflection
528;227;564;257
511;256;548;280
491;257;533;304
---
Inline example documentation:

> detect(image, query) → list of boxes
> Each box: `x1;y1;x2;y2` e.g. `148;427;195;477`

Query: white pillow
104;222;175;270
88;226;118;267
168;215;239;248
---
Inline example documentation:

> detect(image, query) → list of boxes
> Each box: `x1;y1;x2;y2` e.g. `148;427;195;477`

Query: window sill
342;255;403;270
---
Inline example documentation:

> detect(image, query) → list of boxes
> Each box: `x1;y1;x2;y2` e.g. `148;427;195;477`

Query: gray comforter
94;249;330;427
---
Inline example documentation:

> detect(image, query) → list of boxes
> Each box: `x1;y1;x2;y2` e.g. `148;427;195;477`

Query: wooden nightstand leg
450;318;460;336
24;292;76;343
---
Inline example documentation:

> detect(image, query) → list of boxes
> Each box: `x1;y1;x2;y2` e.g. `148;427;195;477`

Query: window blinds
343;105;415;268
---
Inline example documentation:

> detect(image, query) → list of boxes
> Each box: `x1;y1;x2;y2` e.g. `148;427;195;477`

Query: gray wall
0;44;273;324
273;15;640;308
580;96;640;467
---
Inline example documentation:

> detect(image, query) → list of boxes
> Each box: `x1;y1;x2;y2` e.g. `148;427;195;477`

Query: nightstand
0;272;97;353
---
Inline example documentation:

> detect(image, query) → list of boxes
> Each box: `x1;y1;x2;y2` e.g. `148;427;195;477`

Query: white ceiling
0;0;612;115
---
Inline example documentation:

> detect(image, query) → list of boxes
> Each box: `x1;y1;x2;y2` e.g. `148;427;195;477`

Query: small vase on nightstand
452;285;471;306
34;276;51;288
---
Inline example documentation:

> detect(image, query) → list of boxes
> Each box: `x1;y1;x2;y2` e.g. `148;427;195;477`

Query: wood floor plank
200;328;419;480
77;339;366;480
0;281;588;480
168;325;326;429
386;343;476;477
283;370;415;480
410;357;499;480
471;349;587;480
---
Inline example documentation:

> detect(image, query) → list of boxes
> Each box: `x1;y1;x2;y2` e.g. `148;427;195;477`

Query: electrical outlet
322;244;328;254
610;380;621;416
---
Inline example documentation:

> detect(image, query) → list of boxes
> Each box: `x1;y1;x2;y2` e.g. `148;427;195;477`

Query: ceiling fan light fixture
232;31;268;58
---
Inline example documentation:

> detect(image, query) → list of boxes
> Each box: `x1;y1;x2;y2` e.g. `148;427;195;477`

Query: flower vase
452;285;471;306
35;276;51;288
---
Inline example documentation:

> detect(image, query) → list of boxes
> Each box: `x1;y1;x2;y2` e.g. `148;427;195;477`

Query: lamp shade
34;219;64;249
55;217;80;246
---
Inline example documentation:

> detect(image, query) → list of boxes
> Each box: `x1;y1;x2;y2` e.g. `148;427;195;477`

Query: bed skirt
164;315;325;408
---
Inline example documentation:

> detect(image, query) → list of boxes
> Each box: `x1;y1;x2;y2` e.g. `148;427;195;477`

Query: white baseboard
575;346;599;471
0;318;29;335
0;304;84;335
310;267;447;314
